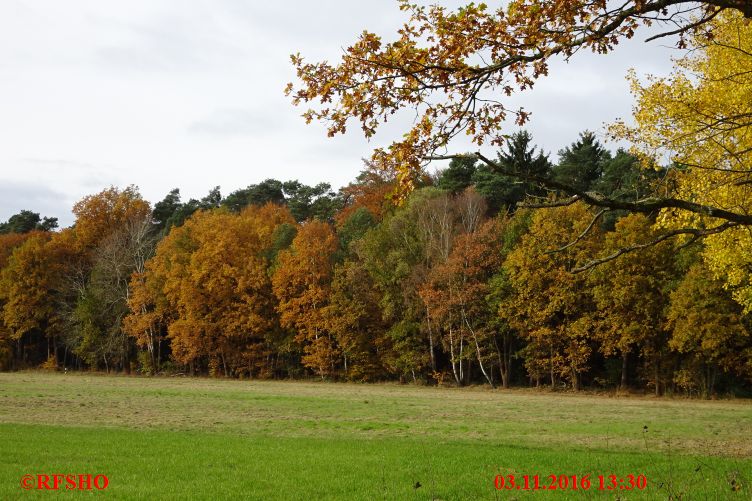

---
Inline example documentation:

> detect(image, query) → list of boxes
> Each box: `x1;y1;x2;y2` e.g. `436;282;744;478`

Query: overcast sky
0;1;679;227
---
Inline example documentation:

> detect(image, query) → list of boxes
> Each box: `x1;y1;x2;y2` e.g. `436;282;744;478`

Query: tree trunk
550;345;556;388
157;339;162;371
620;350;629;390
448;327;460;385
494;334;512;389
571;368;579;391
426;306;436;373
123;337;131;375
463;309;493;387
148;326;157;374
458;335;465;385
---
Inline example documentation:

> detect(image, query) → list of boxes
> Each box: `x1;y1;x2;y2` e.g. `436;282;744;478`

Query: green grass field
0;372;750;499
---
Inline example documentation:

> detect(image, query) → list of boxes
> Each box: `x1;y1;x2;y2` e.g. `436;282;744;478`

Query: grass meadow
0;372;750;500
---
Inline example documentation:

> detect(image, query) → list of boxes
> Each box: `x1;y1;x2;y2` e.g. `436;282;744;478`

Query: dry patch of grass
1;371;750;456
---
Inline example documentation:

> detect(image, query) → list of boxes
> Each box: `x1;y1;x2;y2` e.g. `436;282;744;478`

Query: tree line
1;130;750;397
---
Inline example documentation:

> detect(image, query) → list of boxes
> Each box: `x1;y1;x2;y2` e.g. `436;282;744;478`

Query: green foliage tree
0;210;58;234
325;259;387;381
222;179;286;212
551;132;609;193
437;156;477;194
282;181;343;222
337;207;376;255
152;189;182;231
473;131;552;213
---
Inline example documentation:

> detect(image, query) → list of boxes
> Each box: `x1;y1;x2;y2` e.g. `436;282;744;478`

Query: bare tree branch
548;209;610;254
429;152;752;226
571;221;738;273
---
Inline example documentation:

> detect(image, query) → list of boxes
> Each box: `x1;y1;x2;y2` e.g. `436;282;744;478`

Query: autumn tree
72;186;151;252
0;233;36;270
325;259;388;381
486;211;532;388
421;215;501;387
356;189;448;379
588;214;674;391
124;266;169;374
0;231;69;367
667;262;752;395
126;204;295;376
125;217;190;372
501;203;601;389
336;162;398;225
272;220;339;378
612;12;752;309
72;216;157;373
0;232;40;368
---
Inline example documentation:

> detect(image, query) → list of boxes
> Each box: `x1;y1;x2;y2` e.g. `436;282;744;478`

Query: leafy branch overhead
288;0;752;227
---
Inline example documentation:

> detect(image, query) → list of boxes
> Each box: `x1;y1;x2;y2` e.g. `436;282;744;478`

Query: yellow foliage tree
0;231;77;367
611;11;752;310
666;262;752;394
501;203;600;389
588;214;675;391
72;186;151;252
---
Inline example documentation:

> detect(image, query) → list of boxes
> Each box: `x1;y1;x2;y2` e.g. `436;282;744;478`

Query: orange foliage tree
272;220;339;378
0;231;69;367
72;186;151;252
126;204;294;376
0;232;36;368
420;217;501;387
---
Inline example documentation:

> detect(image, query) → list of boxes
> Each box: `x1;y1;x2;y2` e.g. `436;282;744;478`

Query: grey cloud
22;157;100;170
0;180;73;227
90;8;248;73
20;157;123;190
188;108;283;137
